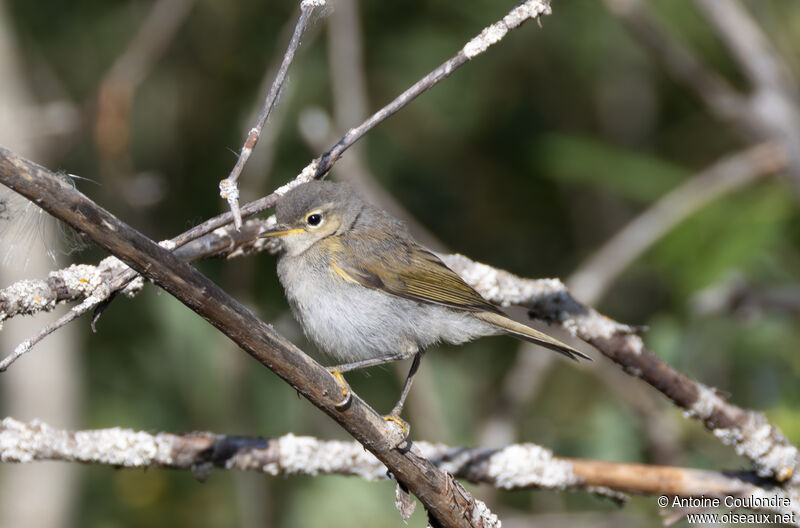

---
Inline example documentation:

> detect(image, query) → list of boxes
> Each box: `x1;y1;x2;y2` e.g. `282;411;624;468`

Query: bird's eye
306;213;322;226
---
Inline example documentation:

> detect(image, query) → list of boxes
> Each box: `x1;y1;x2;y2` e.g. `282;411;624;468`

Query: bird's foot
383;413;410;448
327;369;352;410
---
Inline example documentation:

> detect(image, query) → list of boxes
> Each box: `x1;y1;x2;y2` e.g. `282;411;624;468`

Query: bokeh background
1;0;799;526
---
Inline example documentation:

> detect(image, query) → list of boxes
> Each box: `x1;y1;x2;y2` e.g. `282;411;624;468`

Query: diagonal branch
0;0;556;367
692;0;800;192
441;254;800;488
0;147;495;528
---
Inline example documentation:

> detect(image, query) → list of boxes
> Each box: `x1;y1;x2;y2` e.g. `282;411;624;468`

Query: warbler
261;181;588;425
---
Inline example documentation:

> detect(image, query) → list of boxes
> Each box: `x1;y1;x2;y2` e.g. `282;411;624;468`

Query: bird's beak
259;224;305;238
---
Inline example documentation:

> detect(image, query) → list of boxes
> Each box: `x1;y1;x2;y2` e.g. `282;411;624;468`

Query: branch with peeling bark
2;418;797;524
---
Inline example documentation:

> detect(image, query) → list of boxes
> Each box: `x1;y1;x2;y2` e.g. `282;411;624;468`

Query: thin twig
219;0;324;229
313;0;553;180
0;255;147;370
0;311;76;371
123;0;556;250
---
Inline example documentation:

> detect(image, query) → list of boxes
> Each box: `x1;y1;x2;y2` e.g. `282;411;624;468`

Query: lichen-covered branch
2;417;796;523
441;254;800;489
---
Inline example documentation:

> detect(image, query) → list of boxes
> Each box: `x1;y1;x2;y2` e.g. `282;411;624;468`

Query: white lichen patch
52;264;101;295
121;276;145;297
1;279;57;317
441;253;567;307
72;427;170;466
686;382;721;420
564;310;632;340
717;416;799;481
273;434;384;481
218;178;239;201
159;239;177;251
471;498;501;528
463;22;510;58
274;162;318;199
487;444;577;490
1;417;38;462
462;0;551;59
0;417;174;467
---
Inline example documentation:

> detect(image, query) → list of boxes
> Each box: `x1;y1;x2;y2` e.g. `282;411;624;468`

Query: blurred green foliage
2;0;800;526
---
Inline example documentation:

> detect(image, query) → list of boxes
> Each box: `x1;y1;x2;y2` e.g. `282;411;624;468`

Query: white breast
276;254;498;363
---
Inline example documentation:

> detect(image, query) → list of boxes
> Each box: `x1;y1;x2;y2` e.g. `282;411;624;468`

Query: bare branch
2;417;797;523
692;0;797;96
87;0;556;257
603;0;800;194
569;141;786;305
219;1;324;229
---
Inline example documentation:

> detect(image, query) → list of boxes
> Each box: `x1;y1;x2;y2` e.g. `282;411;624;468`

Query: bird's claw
328;369;352;410
384;414;410;447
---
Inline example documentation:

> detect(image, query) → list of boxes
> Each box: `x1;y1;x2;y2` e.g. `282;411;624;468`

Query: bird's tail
475;311;590;361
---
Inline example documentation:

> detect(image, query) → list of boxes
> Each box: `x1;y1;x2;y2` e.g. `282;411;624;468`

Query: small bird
262;181;588;428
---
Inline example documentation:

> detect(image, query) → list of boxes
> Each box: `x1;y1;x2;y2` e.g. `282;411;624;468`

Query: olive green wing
330;237;503;314
330;235;590;361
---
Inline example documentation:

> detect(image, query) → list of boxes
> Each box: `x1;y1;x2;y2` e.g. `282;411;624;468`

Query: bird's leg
327;351;415;410
384;349;426;438
328;351;413;373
